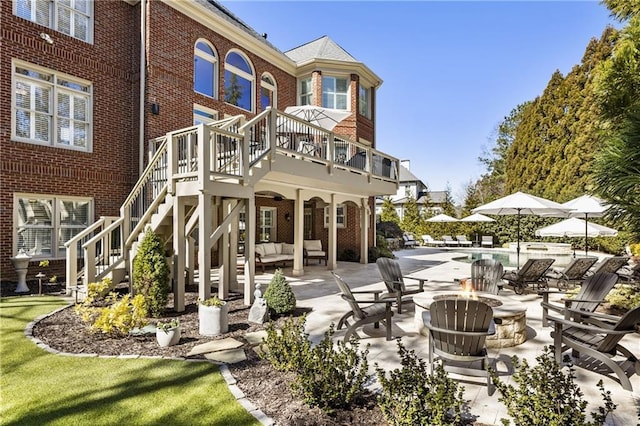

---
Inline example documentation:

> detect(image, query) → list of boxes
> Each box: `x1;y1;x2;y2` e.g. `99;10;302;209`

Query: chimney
400;159;410;170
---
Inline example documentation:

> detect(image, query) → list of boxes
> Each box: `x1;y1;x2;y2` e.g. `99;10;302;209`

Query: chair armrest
562;308;621;323
342;294;394;305
404;276;427;289
547;314;630;334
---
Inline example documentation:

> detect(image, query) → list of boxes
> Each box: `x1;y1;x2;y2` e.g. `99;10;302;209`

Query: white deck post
327;195;337;270
360;198;369;264
173;196;185;312
243;196;256;305
292;190;305;276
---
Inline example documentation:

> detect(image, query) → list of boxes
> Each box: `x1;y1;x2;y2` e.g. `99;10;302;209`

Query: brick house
1;0;398;307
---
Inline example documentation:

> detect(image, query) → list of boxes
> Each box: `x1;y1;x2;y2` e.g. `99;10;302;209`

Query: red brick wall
1;1;140;280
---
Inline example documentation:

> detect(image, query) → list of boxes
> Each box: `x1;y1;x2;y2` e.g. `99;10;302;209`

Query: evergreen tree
400;196;422;235
380;197;400;224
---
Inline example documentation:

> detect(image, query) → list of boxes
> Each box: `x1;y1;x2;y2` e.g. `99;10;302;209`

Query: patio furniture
442;235;459;247
481;236;494;248
544;257;599;290
456;235;473;247
421;235;444;247
468;258;504;294
502;258;555;294
376;257;427;314
402;233;418;249
617;262;640;284
540;272;618;328
589;256;630;277
331;272;394;342
550;305;640;391
423;298;496;394
303;239;327;266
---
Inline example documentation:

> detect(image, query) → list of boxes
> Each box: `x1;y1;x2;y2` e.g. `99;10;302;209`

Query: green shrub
377;221;403;238
596;235;627;256
263;269;296;315
260;315;311;372
489;346;616;426
132;229;170;317
339;248;360;262
606;284;640;310
629;243;640;257
376;339;466;426
76;291;148;336
291;324;371;412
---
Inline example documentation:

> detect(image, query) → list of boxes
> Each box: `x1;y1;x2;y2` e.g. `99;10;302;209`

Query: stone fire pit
413;292;527;348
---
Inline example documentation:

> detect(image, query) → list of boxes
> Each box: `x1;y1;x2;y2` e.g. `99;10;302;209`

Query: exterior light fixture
40;32;54;44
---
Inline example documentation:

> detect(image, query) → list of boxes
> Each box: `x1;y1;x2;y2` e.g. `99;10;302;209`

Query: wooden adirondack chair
331;272;394;342
469;259;504;295
540;272;618;328
550;305;640;391
502;258;555;294
423;298;496;394
545;257;599;290
376;257;426;314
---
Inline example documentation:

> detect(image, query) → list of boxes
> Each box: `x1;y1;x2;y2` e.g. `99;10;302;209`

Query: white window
260;73;276;111
324;204;346;228
358;84;371;118
224;50;254;112
194;39;217;98
259;207;276;242
15;194;93;259
15;0;93;43
12;60;92;151
300;77;312;105
322;76;348;110
193;104;218;125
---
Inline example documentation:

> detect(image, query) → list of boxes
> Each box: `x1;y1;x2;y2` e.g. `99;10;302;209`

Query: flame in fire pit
460;278;478;300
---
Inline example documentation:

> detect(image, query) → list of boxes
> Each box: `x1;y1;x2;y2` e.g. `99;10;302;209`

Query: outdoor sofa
254;242;295;272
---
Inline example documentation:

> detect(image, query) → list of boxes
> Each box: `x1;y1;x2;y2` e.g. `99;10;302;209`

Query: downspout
138;0;147;175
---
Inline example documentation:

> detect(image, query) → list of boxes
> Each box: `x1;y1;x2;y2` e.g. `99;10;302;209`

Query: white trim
193;103;218;125
224;49;255;112
194;38;218;99
260;72;277;111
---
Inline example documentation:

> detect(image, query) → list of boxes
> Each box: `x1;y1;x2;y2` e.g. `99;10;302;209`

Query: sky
220;1;618;203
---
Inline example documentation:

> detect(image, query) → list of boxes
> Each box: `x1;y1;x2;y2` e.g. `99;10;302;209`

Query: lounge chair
544;257;599;290
540;271;618;328
421;235;444;247
456;235;473;247
442;235;459;247
550;305;640;391
468;258;504;295
423;298;496;394
589;256;630;277
376;257;427;313
617;262;640;283
502;258;555;294
481;236;494;248
331;272;394;342
303;239;327;266
402;233;418;249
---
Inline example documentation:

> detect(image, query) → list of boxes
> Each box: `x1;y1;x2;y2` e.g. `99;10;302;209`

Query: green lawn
0;296;259;425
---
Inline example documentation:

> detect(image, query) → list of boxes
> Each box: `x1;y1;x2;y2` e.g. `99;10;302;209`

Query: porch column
219;198;232;300
172;195;185;312
360;198;369;264
327;195;337;270
198;191;212;301
292;190;305;276
229;200;239;291
186;235;195;285
243;196;256;305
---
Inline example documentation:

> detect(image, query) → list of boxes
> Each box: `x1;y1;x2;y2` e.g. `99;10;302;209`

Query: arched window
194;39;217;98
260;73;276;111
224;50;254;112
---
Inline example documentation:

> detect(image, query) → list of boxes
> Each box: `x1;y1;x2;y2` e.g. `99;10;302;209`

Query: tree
224;73;243;106
441;184;457;218
380;197;399;224
400;196;421;235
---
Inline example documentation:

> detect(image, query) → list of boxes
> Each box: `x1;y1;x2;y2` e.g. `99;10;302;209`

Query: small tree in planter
132;229;170;317
156;318;181;347
263;268;296;316
199;295;228;336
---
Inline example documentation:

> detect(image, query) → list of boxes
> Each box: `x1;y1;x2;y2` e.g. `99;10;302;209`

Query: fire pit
413;292;527;348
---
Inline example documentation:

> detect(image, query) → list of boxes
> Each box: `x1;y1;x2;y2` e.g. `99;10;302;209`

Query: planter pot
199;302;229;336
156;326;181;347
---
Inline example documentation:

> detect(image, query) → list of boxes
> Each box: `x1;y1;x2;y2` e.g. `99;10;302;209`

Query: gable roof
285;35;358;63
398;164;421;183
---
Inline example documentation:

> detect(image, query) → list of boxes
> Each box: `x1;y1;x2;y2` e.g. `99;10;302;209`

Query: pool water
453;250;577;268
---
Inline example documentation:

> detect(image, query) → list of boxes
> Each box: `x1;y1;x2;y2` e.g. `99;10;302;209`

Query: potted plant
198;295;228;336
156;318;181;347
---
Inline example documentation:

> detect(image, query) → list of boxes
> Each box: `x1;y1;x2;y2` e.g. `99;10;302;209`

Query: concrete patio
251;246;640;425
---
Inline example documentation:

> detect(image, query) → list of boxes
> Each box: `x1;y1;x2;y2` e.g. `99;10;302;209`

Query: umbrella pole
517;210;521;269
584;213;588;257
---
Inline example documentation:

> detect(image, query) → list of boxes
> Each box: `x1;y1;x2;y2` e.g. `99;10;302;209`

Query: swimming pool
452;250;578;268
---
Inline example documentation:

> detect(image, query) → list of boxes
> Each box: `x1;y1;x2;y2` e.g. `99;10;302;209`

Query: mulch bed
12;283;388;425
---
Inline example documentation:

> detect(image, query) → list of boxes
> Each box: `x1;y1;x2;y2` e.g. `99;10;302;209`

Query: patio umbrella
535;217;618;238
562;195;610;256
460;213;495;246
472;191;570;268
426;213;459;222
283;105;351;131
